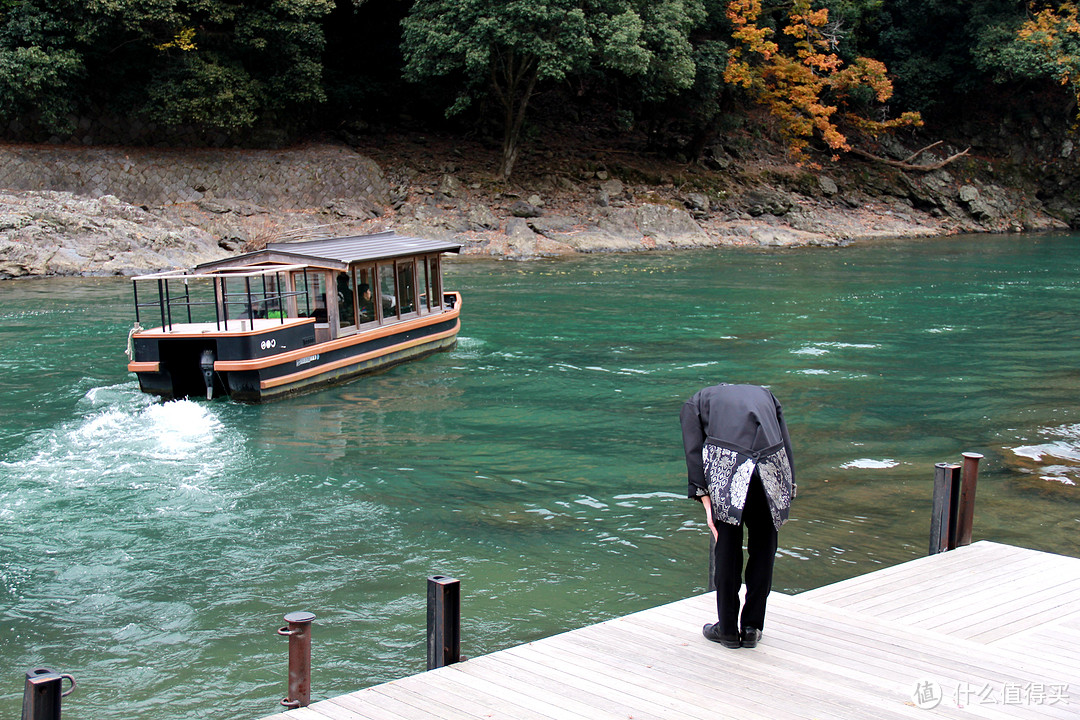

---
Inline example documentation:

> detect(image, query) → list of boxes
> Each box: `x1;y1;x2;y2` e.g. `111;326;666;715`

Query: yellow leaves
155;27;197;52
723;0;918;162
1016;2;1080;114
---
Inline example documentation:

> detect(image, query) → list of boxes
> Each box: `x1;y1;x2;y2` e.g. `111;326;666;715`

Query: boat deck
259;541;1080;719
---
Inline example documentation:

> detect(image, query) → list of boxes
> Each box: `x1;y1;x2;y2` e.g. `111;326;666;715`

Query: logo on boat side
296;354;320;366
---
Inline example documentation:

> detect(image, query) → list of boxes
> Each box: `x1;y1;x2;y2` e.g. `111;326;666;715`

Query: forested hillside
1;0;1077;180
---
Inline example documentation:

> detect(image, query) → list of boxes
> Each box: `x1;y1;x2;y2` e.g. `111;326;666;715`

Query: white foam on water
793;342;881;356
840;458;899;469
2;387;237;500
1010;424;1080;486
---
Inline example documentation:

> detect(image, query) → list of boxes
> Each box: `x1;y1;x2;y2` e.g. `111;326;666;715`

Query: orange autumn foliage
724;0;921;164
1016;2;1080;111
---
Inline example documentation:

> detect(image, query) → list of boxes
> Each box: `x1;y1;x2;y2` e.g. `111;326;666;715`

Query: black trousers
712;471;778;635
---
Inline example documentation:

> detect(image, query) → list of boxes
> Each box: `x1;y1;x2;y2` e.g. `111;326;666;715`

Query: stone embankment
0;140;1068;279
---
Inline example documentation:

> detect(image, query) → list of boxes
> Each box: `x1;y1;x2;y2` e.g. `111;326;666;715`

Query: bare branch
850;145;970;171
903;140;943;164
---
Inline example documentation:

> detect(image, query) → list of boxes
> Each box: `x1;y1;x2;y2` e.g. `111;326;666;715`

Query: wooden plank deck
260;542;1079;720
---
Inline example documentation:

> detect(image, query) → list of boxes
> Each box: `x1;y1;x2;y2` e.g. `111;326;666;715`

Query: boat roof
195;231;462;273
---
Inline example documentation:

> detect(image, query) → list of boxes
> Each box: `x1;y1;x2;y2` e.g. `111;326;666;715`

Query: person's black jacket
680;383;796;529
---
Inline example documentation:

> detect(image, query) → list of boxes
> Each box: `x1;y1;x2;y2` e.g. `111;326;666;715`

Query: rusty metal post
427;576;461;670
929;463;961;555
277;611;315;709
956;452;983;547
21;668;75;720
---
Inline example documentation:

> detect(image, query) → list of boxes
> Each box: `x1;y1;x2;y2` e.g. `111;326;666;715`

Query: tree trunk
492;49;538;181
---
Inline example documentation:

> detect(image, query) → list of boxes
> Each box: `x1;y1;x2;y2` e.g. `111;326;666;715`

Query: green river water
1;233;1078;719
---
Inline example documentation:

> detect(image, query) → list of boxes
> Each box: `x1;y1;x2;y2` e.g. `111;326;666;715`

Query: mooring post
277;611;315;709
427;576;461;670
21;668;75;720
956;452;983;547
929;462;961;555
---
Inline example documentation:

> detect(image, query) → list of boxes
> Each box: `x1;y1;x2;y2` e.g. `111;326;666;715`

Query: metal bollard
929;462;961;555
21;668;75;720
277;611;315;709
426;576;461;670
956;452;983;547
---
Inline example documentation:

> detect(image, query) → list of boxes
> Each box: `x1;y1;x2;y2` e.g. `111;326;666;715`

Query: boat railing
132;265;313;333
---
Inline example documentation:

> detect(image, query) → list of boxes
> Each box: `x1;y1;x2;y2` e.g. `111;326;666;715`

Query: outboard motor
199;349;216;400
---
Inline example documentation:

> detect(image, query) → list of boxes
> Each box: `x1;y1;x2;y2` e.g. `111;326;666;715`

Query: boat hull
130;308;460;403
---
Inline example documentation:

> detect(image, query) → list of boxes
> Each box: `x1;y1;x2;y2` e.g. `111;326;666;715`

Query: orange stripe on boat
259;322;460;390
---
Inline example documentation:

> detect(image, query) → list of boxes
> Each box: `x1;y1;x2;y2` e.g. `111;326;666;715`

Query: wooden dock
261;541;1079;719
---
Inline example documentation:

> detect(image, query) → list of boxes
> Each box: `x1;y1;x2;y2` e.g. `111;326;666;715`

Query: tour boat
126;231;462;402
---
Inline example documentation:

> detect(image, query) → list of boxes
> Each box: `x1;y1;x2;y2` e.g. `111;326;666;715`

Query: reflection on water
0;234;1079;720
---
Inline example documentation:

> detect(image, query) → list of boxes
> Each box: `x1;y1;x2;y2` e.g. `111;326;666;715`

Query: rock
592;204;710;249
684;193;710;212
599;178;624;198
527;194;544;207
0;190;224;278
596;170;610;181
466;204;500;231
817;176;839;196
325;197;380;219
509;199;542;218
957;184;999;221
439;174;463;197
527;215;581;236
703;146;732;171
505;217;540;255
744;188;794;217
751;228;812;247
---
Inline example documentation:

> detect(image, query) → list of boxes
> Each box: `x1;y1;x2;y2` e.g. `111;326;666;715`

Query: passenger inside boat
336;272;355;326
357;283;375;322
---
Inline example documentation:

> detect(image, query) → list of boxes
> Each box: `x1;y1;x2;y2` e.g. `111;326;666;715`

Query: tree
723;0;920;164
977;2;1080;116
401;0;704;180
0;0;334;139
859;0;1019;116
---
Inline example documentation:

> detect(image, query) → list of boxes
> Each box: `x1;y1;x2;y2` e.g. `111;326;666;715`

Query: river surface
1;233;1079;719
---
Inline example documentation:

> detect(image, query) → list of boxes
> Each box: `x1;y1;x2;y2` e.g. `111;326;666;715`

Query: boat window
378;263;397;321
428;256;443;309
337;271;355;329
417;256;430;313
355;265;376;326
295;271;328;323
397;260;416;315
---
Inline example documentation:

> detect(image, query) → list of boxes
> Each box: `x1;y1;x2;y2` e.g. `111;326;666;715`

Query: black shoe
741;627;762;648
702;623;741;648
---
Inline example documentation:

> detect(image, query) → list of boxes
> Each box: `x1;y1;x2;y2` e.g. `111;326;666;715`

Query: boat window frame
353;263;378;329
336;269;357;335
377;261;398;323
131;264;312;333
395;258;419;318
428;254;444;310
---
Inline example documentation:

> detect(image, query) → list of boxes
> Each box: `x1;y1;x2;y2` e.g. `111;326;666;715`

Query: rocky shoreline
0;138;1070;279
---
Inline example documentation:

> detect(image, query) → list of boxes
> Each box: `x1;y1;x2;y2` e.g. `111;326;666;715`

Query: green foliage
401;0;707;177
846;0;1020;114
144;57;260;131
0;46;82;132
0;0;333;138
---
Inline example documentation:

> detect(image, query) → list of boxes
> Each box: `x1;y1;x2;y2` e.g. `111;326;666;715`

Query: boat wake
1;384;241;502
